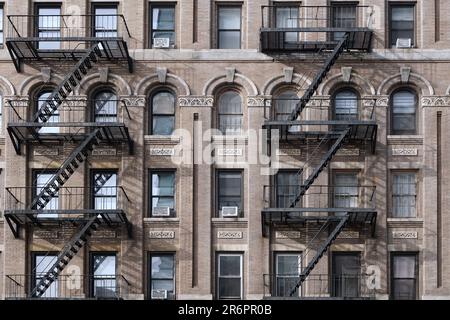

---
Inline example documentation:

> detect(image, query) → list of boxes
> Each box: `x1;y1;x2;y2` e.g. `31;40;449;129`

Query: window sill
144;217;180;223
144;135;181;144
212;217;248;226
211;135;248;142
387;217;422;222
387;217;423;228
387;135;423;144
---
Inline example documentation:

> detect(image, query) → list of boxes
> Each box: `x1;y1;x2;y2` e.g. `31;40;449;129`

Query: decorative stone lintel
400;66;411;83
217;230;243;239
341;67;352;82
3;96;29;108
179;95;214;107
121;95;146;108
99;67;109;83
283;67;294;83
149;230;175;239
392;231;418;239
421;96;450;107
157;67;168;83
41;67;52;83
391;147;418;156
275;231;301;239
225;67;236;83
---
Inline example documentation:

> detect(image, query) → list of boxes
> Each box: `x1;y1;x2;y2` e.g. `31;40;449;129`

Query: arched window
93;90;118;123
150;90;175;135
36;90;59;134
274;90;298;121
333;89;358;121
391;89;417;135
218;91;242;135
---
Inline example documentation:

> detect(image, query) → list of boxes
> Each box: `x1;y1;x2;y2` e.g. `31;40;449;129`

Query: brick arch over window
318;72;376;96
262;73;312;96
135;73;190;96
377;73;434;96
0;75;16;96
203;72;258;96
76;73;132;96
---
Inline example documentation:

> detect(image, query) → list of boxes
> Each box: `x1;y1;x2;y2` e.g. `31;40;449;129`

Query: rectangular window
33;170;58;218
150;4;176;48
391;253;417;300
331;3;357;40
275;170;301;208
150;171;176;217
333;172;359;208
389;4;415;47
217;253;242;299
217;170;242;217
36;5;61;50
33;253;59;298
217;5;241;49
274;253;301;297
332;252;361;298
90;253;117;298
0;4;4;45
392;172;416;218
149;253;175;300
93;4;118;38
274;5;299;45
92;171;118;210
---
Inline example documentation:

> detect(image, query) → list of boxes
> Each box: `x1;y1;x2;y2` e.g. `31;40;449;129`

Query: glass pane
94;173;117;210
37;92;59;133
393;279;416;299
219;31;240;49
152;173;175;197
219;172;241;197
219;278;241;299
38;8;61;28
95;7;118;31
334;173;358;208
276;171;300;208
152;116;175;135
275;91;297;120
152;8;175;30
36;173;59;214
152;279;174;291
93;255;116;276
276;7;298;28
392;7;414;22
276;255;300;275
332;6;356;28
153;92;175;114
393;91;415;113
151;255;174;279
94;279;117;297
35;255;59;298
95;91;117;122
218;7;241;29
219;255;241;276
335;90;358;120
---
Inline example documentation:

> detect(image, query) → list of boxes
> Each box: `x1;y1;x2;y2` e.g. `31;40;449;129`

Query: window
332;252;361;298
218;91;242;135
333;89;358;121
92;171;118;210
150;171;175;217
93;90;118;122
333;172;359;208
391;253;417;300
150;4;176;47
274;5;299;45
93;5;118;38
392;172;416;218
33;253;59;298
275;170;301;208
36;5;61;49
217;6;241;49
36;90;59;134
33;170;58;218
274;90;298;121
274;253;301;297
90;253;117;298
391;90;417;135
217;253;242;299
390;4;415;47
150;91;175;135
0;4;4;45
217;170;242;217
149;253;175;300
331;4;357;40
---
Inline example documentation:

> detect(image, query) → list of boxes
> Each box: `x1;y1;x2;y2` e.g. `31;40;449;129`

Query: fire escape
260;5;377;298
3;14;133;299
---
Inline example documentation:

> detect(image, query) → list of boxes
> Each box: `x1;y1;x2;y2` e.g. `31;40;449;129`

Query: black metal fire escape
3;14;134;298
260;5;377;298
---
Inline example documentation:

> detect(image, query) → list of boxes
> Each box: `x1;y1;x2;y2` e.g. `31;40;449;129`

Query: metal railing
263;185;376;209
5;274;130;299
261;5;374;30
263;273;376;299
5;186;131;214
7;98;131;124
7;14;131;40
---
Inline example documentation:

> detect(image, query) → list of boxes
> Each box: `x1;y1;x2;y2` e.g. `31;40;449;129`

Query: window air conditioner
396;38;412;48
151;289;168;299
153;206;171;216
153;38;171;48
221;206;239;217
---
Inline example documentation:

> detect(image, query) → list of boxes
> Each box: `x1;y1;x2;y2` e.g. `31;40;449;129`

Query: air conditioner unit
153;206;171;216
153;38;171;48
151;289;168;300
221;206;238;217
396;38;412;48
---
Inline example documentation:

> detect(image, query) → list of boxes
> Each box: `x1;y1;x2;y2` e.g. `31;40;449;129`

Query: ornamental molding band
179;95;214;107
375;96;389;107
421;96;450;107
121;95;146;107
307;96;331;107
4;96;29;107
248;95;271;107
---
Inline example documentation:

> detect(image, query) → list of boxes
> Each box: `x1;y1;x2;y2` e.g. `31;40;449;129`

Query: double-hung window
149;253;175;299
274;253;301;297
33;253;59;298
93;5;118;38
90;253;117;298
217;171;242;217
392;172;416;218
390;4;415;47
333;173;359;208
92;171;118;211
391;253;417;300
150;4;176;48
391;90;417;135
217;253;243;299
150;171;176;217
36;5;61;50
217;6;241;49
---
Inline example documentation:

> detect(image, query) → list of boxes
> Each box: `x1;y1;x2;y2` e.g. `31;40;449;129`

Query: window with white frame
217;253;242;300
93;90;118;123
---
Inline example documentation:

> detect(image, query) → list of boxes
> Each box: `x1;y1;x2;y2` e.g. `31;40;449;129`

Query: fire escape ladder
32;43;103;124
290;128;350;208
289;34;349;121
30;129;103;210
31;215;101;297
289;214;349;296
